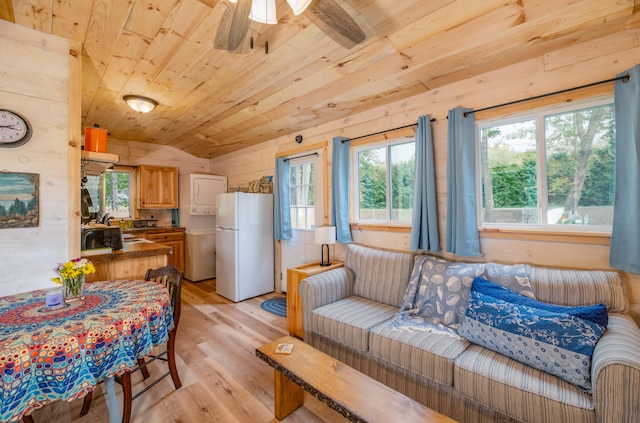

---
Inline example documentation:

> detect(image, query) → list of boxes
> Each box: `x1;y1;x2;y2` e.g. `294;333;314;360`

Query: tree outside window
86;169;134;218
289;160;315;230
355;140;415;222
479;98;614;229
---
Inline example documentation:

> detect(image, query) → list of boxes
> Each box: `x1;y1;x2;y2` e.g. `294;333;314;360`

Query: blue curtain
445;107;480;256
331;137;352;243
410;115;440;252
273;157;291;240
610;65;640;274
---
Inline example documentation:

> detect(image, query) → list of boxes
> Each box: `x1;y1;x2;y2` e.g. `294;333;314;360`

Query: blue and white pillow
399;256;484;328
458;277;608;393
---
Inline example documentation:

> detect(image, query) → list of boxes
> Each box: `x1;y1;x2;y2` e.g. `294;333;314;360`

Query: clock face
0;110;32;147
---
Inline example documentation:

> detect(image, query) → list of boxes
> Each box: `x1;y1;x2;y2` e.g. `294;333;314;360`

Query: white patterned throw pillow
400;257;536;330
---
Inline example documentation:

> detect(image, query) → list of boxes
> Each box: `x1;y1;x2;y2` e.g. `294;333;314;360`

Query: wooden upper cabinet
138;165;179;209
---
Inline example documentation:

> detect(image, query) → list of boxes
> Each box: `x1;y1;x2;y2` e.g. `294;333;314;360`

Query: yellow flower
52;258;96;281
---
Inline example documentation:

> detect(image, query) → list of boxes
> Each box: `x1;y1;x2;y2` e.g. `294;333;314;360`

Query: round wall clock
0;109;33;148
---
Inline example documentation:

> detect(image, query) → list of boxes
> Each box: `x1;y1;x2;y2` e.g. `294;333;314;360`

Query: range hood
81;150;120;175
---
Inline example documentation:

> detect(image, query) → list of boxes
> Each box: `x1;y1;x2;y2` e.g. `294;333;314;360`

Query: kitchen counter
122;227;185;271
81;241;171;264
81;240;172;282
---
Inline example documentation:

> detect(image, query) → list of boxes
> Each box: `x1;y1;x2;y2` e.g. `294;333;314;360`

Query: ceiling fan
214;0;369;54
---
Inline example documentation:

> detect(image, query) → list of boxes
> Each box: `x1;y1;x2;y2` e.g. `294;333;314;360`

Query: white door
216;228;239;301
280;153;324;292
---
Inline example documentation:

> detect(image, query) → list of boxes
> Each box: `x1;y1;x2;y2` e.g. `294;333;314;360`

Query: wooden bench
256;336;456;423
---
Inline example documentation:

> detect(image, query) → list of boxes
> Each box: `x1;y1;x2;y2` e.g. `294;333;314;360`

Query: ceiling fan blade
214;0;252;53
308;0;367;49
228;0;252;52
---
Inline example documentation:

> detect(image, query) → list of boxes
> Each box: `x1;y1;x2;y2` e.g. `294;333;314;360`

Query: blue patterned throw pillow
458;277;608;393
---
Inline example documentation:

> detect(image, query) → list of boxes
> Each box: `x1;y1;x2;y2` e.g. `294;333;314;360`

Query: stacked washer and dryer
179;173;227;282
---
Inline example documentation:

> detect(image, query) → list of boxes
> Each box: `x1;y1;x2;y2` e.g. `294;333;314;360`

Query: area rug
261;297;287;317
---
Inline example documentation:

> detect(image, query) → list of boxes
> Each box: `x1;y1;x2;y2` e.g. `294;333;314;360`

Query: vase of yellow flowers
52;258;95;302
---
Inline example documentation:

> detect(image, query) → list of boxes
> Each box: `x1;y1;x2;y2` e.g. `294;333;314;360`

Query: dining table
0;279;174;423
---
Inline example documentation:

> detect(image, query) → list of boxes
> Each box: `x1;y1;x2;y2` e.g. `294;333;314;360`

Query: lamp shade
249;0;277;24
314;226;336;245
286;0;312;15
123;95;157;113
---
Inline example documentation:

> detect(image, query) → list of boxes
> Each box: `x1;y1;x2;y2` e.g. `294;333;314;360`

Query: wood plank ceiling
1;0;639;159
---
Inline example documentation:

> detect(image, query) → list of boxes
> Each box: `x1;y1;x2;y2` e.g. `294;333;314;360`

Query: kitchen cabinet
286;261;344;338
143;230;185;272
138;165;178;209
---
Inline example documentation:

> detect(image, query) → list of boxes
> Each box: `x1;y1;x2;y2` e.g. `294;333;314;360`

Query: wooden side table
286;260;344;338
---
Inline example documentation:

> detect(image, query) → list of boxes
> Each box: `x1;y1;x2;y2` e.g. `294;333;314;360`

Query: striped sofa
299;243;640;423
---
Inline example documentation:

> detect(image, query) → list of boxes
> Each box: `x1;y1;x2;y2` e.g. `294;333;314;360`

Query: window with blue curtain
331;137;352;243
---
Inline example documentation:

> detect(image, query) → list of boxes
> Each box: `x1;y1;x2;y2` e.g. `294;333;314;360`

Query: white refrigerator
216;192;274;302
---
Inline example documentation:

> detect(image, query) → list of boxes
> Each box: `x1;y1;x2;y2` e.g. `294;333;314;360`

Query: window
86;167;135;218
353;139;415;222
289;159;315;230
478;97;615;231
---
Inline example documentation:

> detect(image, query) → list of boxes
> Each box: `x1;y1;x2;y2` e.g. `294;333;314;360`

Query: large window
353;139;415;222
478;97;615;230
86;168;135;219
289;159;315;230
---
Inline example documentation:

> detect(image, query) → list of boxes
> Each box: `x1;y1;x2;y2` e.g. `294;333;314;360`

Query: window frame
87;166;136;219
351;136;416;225
288;153;323;231
475;94;615;234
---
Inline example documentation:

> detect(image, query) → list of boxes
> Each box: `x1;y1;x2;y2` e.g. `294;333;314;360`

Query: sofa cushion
528;267;628;313
454;345;595;423
458;277;608;392
311;296;398;351
346;244;415;307
370;319;469;386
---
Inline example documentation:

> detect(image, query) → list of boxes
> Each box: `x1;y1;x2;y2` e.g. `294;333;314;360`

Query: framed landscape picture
0;172;39;229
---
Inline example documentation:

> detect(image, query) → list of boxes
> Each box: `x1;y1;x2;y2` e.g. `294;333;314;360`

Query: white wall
0;21;71;295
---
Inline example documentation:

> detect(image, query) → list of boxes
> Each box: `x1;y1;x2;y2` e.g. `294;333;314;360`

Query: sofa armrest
299;267;354;341
591;313;640;423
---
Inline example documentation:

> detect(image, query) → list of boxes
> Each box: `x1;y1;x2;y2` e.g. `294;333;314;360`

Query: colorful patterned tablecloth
0;280;173;422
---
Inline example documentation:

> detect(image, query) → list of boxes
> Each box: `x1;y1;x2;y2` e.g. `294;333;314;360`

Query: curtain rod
345;118;436;143
464;74;631;117
283;152;318;162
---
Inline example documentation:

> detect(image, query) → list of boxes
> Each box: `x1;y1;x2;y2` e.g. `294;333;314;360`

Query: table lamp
314;226;336;266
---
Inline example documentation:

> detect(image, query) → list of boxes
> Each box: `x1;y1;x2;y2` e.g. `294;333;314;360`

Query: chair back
145;265;183;328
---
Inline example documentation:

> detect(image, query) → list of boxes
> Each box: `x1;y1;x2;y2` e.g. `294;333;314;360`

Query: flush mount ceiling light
123;95;157;113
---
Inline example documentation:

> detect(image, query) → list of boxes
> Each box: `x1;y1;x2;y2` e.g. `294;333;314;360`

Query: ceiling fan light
229;0;237;2
123;95;157;113
286;0;311;15
249;0;277;24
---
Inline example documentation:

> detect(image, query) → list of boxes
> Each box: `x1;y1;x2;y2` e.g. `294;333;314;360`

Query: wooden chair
80;265;183;423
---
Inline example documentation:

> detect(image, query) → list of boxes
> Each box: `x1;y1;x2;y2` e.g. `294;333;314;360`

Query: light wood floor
29;279;347;423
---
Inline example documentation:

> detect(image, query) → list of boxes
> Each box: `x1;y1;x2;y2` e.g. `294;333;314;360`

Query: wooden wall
107;138;211;226
209;28;640;323
0;21;71;295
